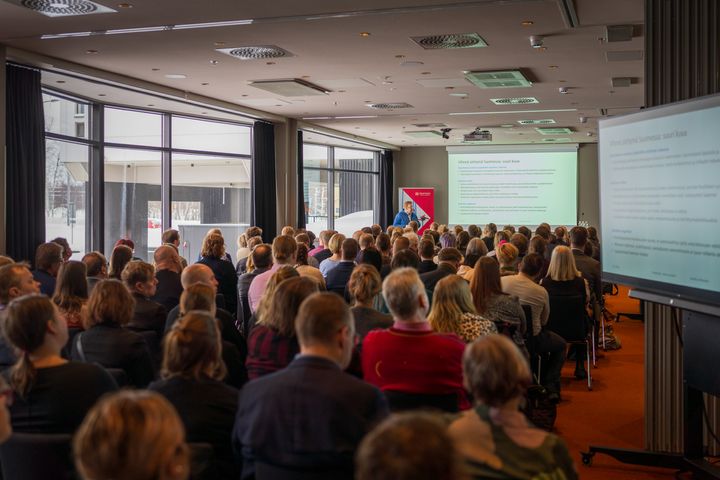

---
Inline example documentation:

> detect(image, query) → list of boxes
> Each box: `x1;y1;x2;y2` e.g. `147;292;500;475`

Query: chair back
187;442;216;480
62;327;84;359
547;294;588;341
255;462;352;480
0;433;74;480
105;367;129;387
384;390;459;413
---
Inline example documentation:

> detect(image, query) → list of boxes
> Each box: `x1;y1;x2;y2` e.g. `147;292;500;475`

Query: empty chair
0;433;75;480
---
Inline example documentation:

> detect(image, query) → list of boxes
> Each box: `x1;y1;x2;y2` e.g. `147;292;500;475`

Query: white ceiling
0;0;645;147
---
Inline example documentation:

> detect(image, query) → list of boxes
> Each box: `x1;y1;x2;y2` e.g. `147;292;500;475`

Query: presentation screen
599;93;720;307
447;146;578;226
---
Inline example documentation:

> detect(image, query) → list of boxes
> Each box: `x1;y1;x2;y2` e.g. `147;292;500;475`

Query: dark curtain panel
297;130;306;229
378;150;394;228
6;64;46;263
251;121;277;241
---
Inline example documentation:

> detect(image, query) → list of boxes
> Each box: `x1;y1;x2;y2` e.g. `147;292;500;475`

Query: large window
302;142;379;236
43;91;252;262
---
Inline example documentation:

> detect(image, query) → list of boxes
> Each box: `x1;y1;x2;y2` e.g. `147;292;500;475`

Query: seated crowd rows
0;221;602;479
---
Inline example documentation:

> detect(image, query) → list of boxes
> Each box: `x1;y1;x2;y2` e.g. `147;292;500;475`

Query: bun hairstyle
162;310;226;381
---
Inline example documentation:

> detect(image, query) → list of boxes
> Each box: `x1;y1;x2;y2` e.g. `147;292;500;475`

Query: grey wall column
274;118;298;229
644;0;720;455
0;46;7;254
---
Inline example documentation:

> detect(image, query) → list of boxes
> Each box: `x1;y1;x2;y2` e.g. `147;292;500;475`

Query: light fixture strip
449;108;578;115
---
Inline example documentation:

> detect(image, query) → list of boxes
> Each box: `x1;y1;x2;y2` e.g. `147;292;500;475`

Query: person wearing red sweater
361;267;470;411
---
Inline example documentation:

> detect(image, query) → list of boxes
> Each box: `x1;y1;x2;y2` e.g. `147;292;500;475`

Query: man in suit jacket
326;238;359;297
122;261;167;339
419;247;462;297
570;226;602;302
151;246;184;312
418;238;438;274
237;244;272;335
233;293;388;479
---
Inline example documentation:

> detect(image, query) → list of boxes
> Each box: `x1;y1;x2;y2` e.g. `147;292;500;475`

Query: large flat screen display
599;94;720;307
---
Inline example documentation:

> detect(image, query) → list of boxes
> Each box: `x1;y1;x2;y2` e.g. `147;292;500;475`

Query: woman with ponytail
3;295;117;433
149;310;238;478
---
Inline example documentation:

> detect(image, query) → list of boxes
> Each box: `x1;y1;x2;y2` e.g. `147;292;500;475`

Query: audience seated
456;231;470;253
122;261;167;338
417;239;437;274
375;233;392;265
482;223;498;252
357;412;463;480
569;226;602;302
362;268;469;411
246;276;318;380
197;233;238;318
528;235;550;278
248;235;298;312
3;295;117;433
427;275;497;343
497;242;520;276
50;237;73;263
32;242;63;296
52;261;88;330
326;238;358;297
81;251;107;294
511;232;529;260
150;310;239;478
162;228;188;269
108;245;133;280
236;235;263;275
349;265;392;339
587;226;601;261
518;225;532;241
71;280;154;388
294;243;326;289
319;233;345;278
234;292;388;479
0;264;42;367
420;247;462;296
238;243;273;331
151;245;184;312
458;237;488;281
357;246;383;275
501;254;566;401
251;266;300;331
448;335;577;480
74;390;190;480
311;229;335;263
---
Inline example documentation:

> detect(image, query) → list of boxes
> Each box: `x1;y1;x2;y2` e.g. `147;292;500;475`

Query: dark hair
115;238;135;250
470;257;504;314
85;279;135;328
468;224;480;238
456;231;470;252
341;238;359;261
251;244;273;269
162;310;226;381
161;229;180;244
570;226;588;247
518;226;531;240
438;247;462;263
5;295;56;396
375;233;391;253
510;233;529;255
391;250;420;270
295;243;310;266
419;239;435;259
528;236;547;257
245;226;263;239
82;252;107;277
53;261;88;313
534;225;551;240
272;235;298;262
485;223;497;235
109;245;133;280
51;237;72;259
264;277;318;337
35;242;63;271
587;226;599;241
519;253;544;278
358;247;382;274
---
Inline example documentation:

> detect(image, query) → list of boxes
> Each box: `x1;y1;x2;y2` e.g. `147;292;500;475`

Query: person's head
427;275;477;334
255;267;300;322
245;226;263;241
0;256;13;268
440;232;456;249
519;253;544;280
356;412;462;480
281;226;295;237
161;229;180;246
348;264;382;305
180;264;218;291
382;268;428;321
528;235;547;257
319;230;334;248
247;235;263;252
359;233;374;250
236;233;248;250
510;233;528;256
403;232;420;253
341;238;360;262
0;377;12;444
371;224;382;237
85;279;135;329
493;230;510;250
375;233;391;255
496;242;520;269
456;231;470;253
0;264;40;305
358;247;382;274
50;237;72;262
419;239;435;260
463;334;531;407
403;200;413;214
200;233;225;259
295;243;310;266
534;225;551;240
108;245;133;280
294;233;310;248
34;242;63;276
483;223;497;237
407;221;419;233
271;235;298;265
74;390;189;480
587;226;599;241
470;257;504;315
453;225;463;236
326;233;345;257
296;293;355;368
251;244;273;270
465;237;488;258
518;226;531;241
263;277;319;337
82;252;108;278
467;224;480;238
392;236;410;256
429;222;439;231
555;226;569;244
391;249;420;270
570;226;588;248
438;224;449;234
437;247;463;271
547;245;581;281
153;245;182;274
162;310;225;381
503;225;516;234
53;260;88;313
121;261;158;298
5;295;68;396
115;238;135;251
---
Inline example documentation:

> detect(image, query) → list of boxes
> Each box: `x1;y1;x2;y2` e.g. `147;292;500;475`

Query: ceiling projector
463;129;492;142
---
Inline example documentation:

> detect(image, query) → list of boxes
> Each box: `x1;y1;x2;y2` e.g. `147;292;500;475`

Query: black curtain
6;64;46;263
378;150;394;228
251;121;277;241
297;130;306;229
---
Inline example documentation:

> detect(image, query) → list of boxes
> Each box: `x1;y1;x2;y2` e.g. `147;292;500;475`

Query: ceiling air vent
611;77;633;87
606;25;634;42
367;102;414;110
248;79;329;97
518;119;556;125
17;0;115;16
490;97;539;105
216;45;293;60
410;32;487;50
405;131;442;138
464;70;532;89
536;127;573;135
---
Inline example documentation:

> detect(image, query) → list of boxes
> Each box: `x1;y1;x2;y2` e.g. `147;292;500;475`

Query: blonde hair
547;245;581;281
348;264;382;304
255;266;299;324
179;283;216;317
327;233;346;254
162;310;226;381
85;279;135;329
121;261;155;291
201;233;225;258
496;243;519;267
74;390;189;480
427;275;477;335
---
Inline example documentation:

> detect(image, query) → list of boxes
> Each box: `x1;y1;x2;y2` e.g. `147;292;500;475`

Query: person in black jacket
151;245;184;312
150;310;239;478
71;280;154;388
420;247;462;297
418;238;438;275
122;261;167;340
237;244;272;335
197;233;238;318
326;238;358;298
4;294;117;433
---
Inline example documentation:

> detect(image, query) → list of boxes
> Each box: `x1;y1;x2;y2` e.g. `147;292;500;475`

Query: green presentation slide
447;149;578;226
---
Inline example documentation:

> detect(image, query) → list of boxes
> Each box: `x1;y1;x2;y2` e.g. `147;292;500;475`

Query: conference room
0;0;719;479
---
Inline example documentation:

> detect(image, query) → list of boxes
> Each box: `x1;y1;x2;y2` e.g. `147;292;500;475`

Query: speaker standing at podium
393;201;419;228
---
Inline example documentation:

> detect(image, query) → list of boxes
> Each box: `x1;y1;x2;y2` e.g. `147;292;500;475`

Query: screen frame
598;92;720;308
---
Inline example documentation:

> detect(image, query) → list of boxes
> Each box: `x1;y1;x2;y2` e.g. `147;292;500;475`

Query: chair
62;327;83;359
105;367;128;387
187;442;216;480
0;433;75;480
255;462;353;480
546;294;593;390
384;390;459;413
522;305;542;384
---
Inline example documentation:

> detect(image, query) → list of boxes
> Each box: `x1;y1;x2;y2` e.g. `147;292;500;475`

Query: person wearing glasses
392;201;419;228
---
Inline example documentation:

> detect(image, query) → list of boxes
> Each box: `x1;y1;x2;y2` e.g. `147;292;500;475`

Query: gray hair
382;268;427;320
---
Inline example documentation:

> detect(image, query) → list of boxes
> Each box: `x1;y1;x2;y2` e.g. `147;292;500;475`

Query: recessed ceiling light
559;79;567;83
56;80;65;84
338;90;346;93
98;94;106;97
209;60;219;65
201;82;209;85
449;93;468;98
360;32;371;37
86;49;98;54
164;74;187;79
421;71;432;75
241;94;249;97
117;2;133;7
521;20;534;26
151;68;160;71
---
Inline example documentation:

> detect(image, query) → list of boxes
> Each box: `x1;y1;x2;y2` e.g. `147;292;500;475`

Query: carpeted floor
554;286;677;479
